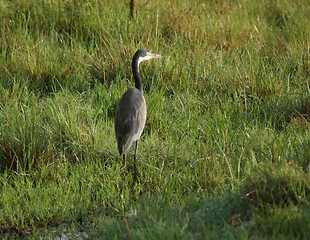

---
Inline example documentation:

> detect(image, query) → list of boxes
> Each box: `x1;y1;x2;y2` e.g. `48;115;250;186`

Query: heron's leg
122;153;126;212
123;154;126;181
134;141;139;161
133;141;138;181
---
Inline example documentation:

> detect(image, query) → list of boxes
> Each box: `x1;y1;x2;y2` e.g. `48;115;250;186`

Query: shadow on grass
78;192;251;239
239;163;310;239
241;163;310;208
268;98;310;130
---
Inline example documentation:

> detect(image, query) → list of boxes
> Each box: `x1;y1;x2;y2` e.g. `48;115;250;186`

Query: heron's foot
126;163;139;182
133;167;140;183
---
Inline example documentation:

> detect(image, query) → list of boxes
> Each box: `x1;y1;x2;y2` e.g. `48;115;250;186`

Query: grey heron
114;49;162;180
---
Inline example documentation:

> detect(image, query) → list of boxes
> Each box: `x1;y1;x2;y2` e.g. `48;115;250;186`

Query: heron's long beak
147;52;163;59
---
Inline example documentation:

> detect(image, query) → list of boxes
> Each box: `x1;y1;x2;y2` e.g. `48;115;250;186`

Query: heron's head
134;49;162;66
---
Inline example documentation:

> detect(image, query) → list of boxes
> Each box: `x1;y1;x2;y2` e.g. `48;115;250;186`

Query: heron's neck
132;60;143;92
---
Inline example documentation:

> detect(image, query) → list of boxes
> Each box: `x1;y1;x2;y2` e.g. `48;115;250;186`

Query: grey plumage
114;49;162;179
115;88;146;155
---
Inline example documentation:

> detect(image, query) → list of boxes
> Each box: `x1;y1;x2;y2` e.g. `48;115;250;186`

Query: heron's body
115;88;146;155
114;49;162;179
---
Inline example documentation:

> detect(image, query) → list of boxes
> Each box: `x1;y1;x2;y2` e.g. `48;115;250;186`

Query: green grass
0;0;309;238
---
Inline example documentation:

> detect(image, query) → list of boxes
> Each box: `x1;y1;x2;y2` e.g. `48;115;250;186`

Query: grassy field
0;0;309;239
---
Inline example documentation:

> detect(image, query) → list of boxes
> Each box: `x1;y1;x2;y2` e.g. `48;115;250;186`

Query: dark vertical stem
130;0;136;19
